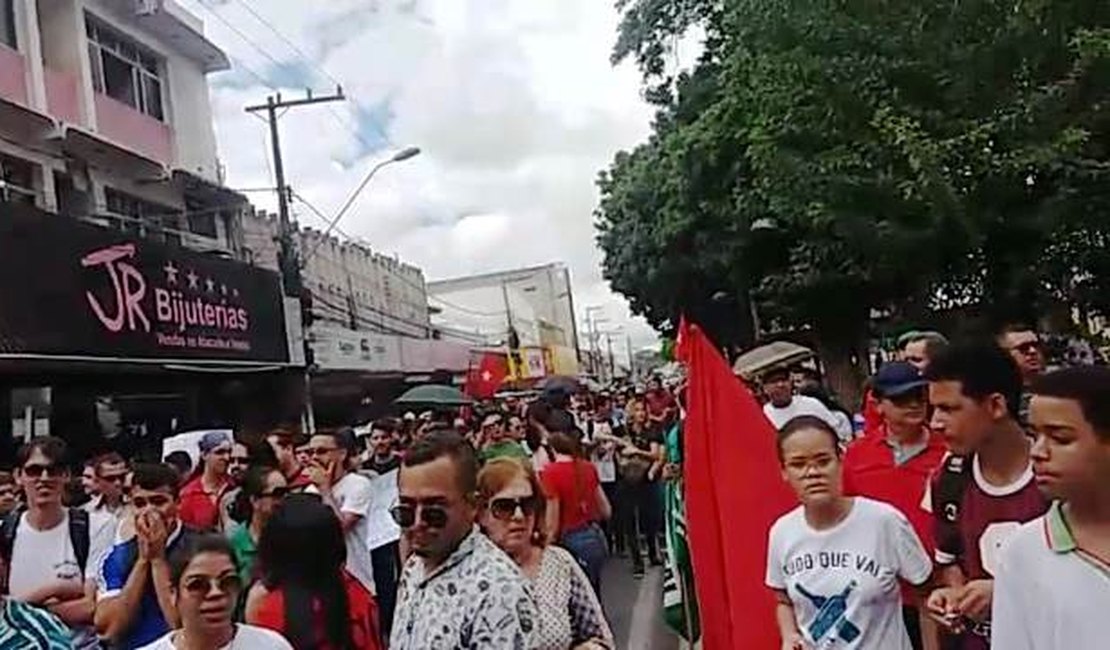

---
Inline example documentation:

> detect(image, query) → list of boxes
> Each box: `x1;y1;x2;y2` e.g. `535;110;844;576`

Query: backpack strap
931;454;973;564
67;508;91;577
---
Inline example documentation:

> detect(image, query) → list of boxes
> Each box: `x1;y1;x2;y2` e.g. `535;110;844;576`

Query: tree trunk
817;336;869;412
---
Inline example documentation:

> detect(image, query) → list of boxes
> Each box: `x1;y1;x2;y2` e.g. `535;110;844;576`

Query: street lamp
305;146;423;258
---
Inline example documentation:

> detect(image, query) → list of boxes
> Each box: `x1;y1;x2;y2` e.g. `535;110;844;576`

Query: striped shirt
0;599;72;649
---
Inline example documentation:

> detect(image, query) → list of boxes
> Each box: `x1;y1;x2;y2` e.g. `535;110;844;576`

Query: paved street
600;559;680;650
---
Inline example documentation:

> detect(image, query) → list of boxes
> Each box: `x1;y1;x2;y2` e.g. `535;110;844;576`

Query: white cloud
183;0;660;349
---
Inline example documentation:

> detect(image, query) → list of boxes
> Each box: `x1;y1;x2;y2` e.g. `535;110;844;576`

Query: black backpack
0;507;91;594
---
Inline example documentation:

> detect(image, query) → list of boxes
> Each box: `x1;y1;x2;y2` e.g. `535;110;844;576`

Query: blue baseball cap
872;361;927;398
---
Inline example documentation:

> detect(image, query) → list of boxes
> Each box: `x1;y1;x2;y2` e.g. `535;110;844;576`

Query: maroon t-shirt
929;454;1049;650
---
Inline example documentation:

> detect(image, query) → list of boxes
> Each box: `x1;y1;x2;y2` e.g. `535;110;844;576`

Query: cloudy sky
178;0;663;350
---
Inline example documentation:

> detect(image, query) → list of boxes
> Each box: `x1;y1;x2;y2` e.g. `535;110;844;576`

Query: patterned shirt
530;546;613;650
0;599;72;649
391;528;537;649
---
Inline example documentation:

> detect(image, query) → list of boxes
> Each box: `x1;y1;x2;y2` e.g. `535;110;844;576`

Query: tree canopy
597;0;1110;396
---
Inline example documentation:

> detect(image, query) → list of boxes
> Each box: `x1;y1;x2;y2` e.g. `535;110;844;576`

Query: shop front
0;202;298;464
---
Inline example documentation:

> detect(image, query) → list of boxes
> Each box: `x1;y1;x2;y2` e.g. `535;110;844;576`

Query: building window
86;15;164;121
0;0;15;50
103;188;180;245
0;153;36;205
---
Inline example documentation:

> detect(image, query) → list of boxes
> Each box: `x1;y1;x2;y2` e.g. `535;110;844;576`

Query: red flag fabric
464;352;508;399
676;318;797;650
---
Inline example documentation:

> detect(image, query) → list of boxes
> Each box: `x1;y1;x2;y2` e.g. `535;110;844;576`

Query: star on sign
163;262;179;285
481;371;493;382
220;284;228;296
205;278;215;293
186;270;199;290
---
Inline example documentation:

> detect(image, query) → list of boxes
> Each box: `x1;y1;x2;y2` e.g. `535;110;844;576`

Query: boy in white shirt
991;366;1110;650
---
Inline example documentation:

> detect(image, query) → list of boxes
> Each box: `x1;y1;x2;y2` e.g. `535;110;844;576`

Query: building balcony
0;43;28;108
93;92;173;165
44;67;80;125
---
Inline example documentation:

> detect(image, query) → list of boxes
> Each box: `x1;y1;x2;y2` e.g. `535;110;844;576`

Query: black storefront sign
0;203;290;364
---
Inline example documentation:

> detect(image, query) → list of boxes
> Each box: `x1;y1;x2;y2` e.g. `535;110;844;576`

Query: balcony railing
80;213;232;257
0;43;28;108
93;92;173;165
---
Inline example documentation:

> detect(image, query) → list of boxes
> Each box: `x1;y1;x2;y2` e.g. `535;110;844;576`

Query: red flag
676;318;796;650
464;352;508;399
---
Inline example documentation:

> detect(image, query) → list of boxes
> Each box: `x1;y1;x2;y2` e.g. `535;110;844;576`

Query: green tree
598;0;1110;402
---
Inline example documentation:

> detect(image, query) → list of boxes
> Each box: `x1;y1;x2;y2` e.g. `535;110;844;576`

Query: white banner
364;469;402;550
309;325;402;372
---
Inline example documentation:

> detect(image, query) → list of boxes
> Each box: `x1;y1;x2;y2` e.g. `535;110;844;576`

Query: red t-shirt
843;428;946;603
251;571;380;650
178;476;225;531
645;389;677;421
541;459;601;535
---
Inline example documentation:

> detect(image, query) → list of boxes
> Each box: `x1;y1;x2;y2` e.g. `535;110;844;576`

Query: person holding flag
659;416;700;644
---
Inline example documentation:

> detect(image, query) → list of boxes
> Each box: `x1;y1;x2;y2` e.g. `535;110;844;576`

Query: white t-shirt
763;395;853;442
990;508;1109;650
588;421;617;484
332;471;377;594
765;497;931;650
8;510;115;597
137;624;293;649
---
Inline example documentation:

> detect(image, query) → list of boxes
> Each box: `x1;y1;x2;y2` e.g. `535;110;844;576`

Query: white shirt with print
766;497;931;650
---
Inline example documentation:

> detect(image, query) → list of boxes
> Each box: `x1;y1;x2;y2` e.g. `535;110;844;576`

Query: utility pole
245;88;345;297
605;333;615;381
626;334;635;379
246;89;344;435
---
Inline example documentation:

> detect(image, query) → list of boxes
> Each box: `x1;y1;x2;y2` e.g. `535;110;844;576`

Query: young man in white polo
991;366;1110;649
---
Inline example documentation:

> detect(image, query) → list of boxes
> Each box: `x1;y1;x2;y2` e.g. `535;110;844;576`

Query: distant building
0;0;245;257
240;212;432;339
427;263;581;375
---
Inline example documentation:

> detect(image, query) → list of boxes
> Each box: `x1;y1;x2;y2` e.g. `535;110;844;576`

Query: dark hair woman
540;429;611;595
246;494;381;650
766;416;931;650
136;535;292;649
227;465;288;585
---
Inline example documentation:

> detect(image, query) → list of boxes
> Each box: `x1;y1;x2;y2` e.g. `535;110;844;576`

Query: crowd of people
0;371;687;649
761;324;1110;650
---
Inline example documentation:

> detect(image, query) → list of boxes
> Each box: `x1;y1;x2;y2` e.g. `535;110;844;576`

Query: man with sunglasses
2;438;116;650
477;412;530;464
217;443;251;532
391;430;536;649
84;453;129;522
305;429;377;595
996;324;1046;425
96;463;196;650
844;362;947;649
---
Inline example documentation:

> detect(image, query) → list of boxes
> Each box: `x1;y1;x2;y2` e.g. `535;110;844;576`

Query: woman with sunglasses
246;494;381;650
227;465;287;586
767;416;932;650
477;458;613;650
136;534;292;649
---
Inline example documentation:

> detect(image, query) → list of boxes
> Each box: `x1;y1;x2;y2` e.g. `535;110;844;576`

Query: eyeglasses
259;486;289;499
131;494;173;509
181;574;241;597
488;496;541;521
390;503;449;529
21;464;66;479
1010;341;1041;355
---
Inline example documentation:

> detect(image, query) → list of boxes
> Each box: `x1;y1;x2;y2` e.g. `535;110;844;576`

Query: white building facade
0;0;244;256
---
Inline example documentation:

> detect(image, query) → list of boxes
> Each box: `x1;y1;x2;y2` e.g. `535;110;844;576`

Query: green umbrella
394;384;474;407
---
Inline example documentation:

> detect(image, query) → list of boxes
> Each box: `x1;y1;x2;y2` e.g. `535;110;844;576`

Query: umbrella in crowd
393;384;474;407
731;340;814;379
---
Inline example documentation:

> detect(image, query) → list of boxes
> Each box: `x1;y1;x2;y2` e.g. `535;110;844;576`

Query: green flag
662;423;701;642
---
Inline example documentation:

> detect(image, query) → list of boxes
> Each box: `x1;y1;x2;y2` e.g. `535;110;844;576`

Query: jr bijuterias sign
0;203;289;364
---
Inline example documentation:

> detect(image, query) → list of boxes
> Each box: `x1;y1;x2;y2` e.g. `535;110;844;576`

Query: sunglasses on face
1011;341;1041;355
390;502;449;529
181;574;241;597
488;495;540;521
22;464;66;479
307;446;339;458
131;494;173;509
